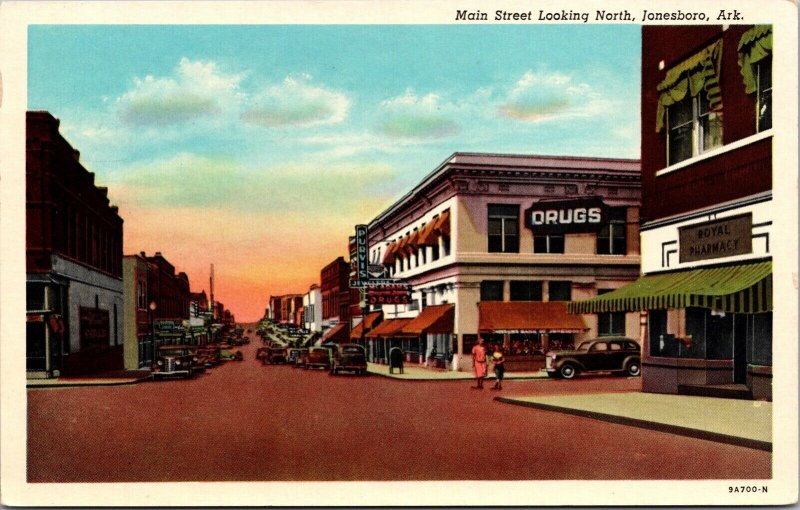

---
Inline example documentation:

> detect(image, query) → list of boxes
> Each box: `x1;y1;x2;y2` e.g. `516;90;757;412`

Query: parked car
152;345;198;380
304;347;331;370
197;346;221;367
264;347;287;365
256;346;270;362
287;348;302;365
544;337;641;379
330;343;367;375
221;349;243;361
293;348;309;368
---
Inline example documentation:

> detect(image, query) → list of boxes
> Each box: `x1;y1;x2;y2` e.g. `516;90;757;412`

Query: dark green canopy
569;261;772;314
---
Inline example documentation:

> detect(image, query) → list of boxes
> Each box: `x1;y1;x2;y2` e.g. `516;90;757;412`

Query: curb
27;377;152;389
494;396;772;452
366;371;548;382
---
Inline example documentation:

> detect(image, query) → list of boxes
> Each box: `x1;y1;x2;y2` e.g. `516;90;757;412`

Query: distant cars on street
152;345;199;380
544;337;641;379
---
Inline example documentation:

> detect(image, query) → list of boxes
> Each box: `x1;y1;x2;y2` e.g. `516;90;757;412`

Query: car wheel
625;360;641;377
558;363;578;379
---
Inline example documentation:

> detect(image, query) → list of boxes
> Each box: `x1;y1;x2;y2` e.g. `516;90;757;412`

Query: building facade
26;111;125;378
363;152;642;371
122;254;153;370
320;257;355;341
572;25;774;400
303;284;323;333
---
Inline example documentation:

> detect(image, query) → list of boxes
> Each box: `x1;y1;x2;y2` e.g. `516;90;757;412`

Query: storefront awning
350;311;383;339
568;261;772;314
478;302;587;334
418;210;451;246
397;304;454;336
364;318;413;339
321;323;349;343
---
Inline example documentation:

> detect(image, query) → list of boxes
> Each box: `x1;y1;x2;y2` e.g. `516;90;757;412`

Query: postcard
1;0;797;506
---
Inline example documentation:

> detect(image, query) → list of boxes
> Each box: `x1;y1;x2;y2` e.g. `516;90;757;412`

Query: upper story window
480;281;504;301
738;25;773;133
548;281;572;301
510;281;542;301
488;204;519;253
597;208;627;255
656;39;724;167
533;234;564;254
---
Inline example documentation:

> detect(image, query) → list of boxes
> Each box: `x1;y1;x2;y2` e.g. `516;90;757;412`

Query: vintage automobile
293;348;309;368
544;337;641;379
256;346;270;362
330;343;367;375
197;346;221;367
304;347;331;370
286;348;302;365
264;346;287;365
221;349;243;361
152;345;199;380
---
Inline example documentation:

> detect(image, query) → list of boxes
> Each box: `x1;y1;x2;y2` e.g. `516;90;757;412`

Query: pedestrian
471;337;487;389
491;346;505;390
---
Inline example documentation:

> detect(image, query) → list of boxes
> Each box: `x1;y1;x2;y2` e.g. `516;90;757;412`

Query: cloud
378;89;461;139
242;74;350;128
117;58;245;125
497;70;611;123
108;153;398;217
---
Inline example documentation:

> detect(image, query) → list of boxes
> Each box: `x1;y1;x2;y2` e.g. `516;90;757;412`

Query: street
27;340;771;482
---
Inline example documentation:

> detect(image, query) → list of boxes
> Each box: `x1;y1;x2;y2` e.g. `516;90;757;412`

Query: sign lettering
679;214;753;263
524;197;607;234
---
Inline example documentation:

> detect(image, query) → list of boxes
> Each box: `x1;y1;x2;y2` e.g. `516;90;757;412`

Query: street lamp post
149;301;157;360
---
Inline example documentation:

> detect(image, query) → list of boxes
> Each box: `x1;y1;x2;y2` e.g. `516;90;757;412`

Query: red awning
418;209;450;246
397;304;454;336
478;301;587;334
321;323;350;343
349;311;383;339
364;318;413;339
382;241;398;266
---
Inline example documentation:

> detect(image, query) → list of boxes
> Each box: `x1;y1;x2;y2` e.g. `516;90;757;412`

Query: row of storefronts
26;111;229;377
269;25;775;401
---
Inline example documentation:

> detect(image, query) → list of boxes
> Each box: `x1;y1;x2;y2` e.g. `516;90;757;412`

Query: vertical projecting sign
350;224;369;287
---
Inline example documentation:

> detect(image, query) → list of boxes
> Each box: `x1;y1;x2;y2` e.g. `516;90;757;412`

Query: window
431;244;440;261
510;281;542;301
756;56;772;132
442;236;451;257
597;208;627;255
597;289;625;336
667;93;723;165
549;281;572;301
534;234;564;254
480;281;504;301
488;204;519;253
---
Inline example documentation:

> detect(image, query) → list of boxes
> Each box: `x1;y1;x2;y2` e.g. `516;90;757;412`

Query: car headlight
157;360;163;366
175;360;181;366
193;357;198;362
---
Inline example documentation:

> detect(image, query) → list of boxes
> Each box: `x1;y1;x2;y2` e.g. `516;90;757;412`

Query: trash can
389;347;404;374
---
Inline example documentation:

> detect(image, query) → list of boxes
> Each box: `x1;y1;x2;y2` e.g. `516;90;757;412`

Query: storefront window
510;281;542;301
480;281;504;301
648;309;674;357
549;281;572;301
27;282;46;311
747;312;772;366
508;334;543;354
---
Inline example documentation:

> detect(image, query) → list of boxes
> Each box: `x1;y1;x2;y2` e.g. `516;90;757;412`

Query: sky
28;24;641;321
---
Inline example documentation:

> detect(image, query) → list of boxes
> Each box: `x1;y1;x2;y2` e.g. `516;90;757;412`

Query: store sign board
524;197;606;234
79;307;109;351
349;225;369;288
679;214;753;263
366;284;412;305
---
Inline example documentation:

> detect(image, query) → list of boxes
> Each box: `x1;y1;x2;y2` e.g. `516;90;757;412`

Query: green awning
738;25;772;94
656;39;723;132
569;261;772;314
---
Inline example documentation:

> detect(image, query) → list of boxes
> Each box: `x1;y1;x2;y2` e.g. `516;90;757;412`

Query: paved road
27;340;771;482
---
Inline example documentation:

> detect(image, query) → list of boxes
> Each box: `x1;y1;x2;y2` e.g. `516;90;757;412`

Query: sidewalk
27;370;152;388
496;392;772;451
367;362;547;381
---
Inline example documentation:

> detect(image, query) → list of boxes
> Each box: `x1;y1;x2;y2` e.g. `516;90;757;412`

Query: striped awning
568;261;772;314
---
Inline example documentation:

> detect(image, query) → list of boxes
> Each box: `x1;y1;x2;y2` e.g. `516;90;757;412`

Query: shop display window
747;312;772;366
